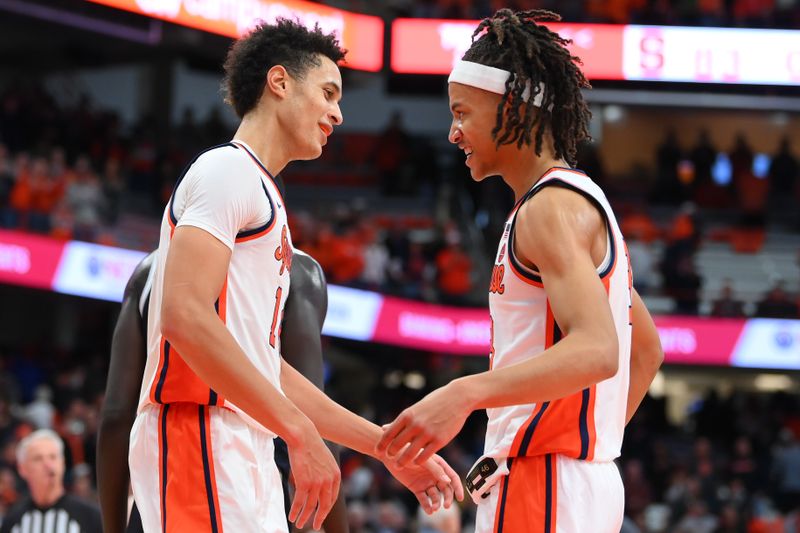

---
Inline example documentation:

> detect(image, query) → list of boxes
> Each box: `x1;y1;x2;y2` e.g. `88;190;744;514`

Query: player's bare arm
281;252;328;386
626;289;664;424
279;359;464;514
378;186;619;466
280;251;348;533
161;226;339;530
97;253;153;533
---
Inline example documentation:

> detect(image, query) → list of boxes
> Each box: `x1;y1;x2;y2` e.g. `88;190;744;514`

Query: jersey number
268;287;283;348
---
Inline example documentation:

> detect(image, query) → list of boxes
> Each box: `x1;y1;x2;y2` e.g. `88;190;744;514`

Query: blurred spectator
29;156;64;234
621;208;661;243
576;140;606;186
375;499;408;532
63;156;105;242
690;130;718;205
360;226;391;291
674;499;718;533
768;136;798;206
624;459;653;522
434;229;473;305
0;144;14;227
772;429;800;514
710;279;746;318
417;503;461;533
653;128;686;204
728;436;758;491
755;281;798;318
0;430;101;533
100;158;125;225
8;153;33;229
730;134;768;227
626;236;657;294
23;386;55;430
0;465;19;522
714;504;746;533
661;244;702;315
372;111;412;196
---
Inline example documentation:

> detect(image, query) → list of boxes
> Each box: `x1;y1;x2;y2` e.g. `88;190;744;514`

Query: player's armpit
626;288;663;424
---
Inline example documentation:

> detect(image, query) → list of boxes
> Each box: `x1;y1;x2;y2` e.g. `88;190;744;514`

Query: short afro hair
222;18;346;118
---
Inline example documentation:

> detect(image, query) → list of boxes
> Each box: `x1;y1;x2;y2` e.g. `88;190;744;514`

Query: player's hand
385;454;465;514
285;420;341;531
376;382;472;467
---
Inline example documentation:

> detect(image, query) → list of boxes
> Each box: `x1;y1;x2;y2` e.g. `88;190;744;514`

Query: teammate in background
124;19;460;533
378;9;663;532
97;249;349;533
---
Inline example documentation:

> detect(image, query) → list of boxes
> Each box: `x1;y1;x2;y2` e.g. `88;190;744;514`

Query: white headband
448;60;545;107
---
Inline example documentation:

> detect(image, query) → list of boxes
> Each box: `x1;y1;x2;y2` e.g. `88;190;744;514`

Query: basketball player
97;248;349;533
378;9;663;532
127;19;461;533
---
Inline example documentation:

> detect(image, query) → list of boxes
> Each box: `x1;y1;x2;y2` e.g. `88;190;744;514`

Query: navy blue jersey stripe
160;405;170;533
496;457;513;533
198;406;220;533
235;180;274;239
518;402;550;456
544;454;553;533
154;341;170;404
578;388;591;460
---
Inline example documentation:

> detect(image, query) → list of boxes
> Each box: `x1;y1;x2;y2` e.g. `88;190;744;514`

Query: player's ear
265;65;290;100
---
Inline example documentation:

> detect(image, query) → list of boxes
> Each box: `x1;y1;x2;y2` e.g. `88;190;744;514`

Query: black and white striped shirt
0;496;101;533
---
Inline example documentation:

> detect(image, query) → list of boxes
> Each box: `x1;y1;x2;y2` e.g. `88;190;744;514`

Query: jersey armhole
506;178;616;284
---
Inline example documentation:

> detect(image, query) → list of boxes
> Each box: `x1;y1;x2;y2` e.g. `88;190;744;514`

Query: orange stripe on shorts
159;404;224;533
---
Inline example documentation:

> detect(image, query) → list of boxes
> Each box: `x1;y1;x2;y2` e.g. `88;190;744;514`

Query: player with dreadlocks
378;9;663;532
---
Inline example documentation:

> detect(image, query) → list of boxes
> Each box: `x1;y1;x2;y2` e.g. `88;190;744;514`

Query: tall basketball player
378;9;663;533
124;19;460;533
98;247;350;533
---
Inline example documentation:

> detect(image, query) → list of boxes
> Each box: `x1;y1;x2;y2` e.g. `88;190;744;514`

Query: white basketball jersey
138;140;293;434
484;168;632;462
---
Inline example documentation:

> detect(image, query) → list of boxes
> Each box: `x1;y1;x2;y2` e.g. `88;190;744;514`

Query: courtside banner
85;0;384;71
391;18;625;79
53;241;147;302
391;18;800;86
372;295;491;355
0;229;66;290
0;230;797;368
654;316;747;366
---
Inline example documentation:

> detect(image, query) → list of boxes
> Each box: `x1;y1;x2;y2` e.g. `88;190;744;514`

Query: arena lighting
1;229;798;369
391;18;800;86
85;0;384;72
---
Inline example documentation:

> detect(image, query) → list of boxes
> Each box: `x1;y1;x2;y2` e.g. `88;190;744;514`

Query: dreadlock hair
222;18;346;119
462;9;592;166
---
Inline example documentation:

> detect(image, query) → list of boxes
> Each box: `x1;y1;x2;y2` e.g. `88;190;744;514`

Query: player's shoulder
123;252;155;301
290;249;326;289
521;185;590;227
189;142;252;176
516;181;605;254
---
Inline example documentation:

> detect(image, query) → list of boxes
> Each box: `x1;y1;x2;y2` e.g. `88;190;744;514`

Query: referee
0;430;101;533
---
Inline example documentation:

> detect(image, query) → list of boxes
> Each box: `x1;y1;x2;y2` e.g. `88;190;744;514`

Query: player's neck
501;148;566;202
233;111;290;175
